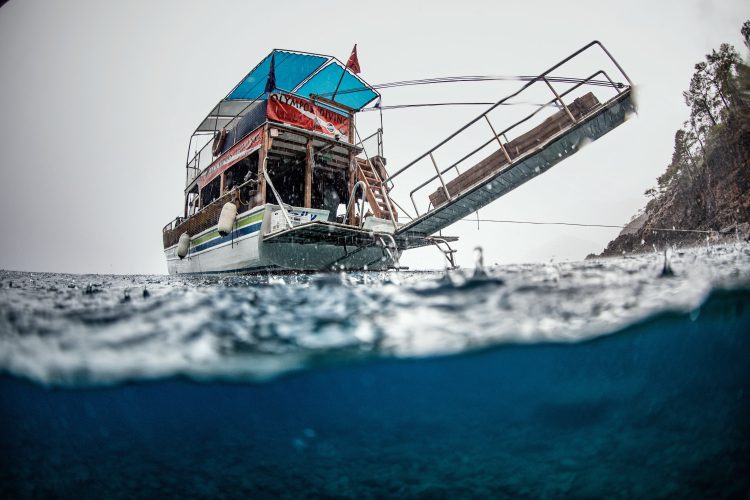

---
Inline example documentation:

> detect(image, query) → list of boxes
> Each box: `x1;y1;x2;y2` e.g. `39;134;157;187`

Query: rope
353;74;626;112
324;74;624;97
360;101;542;112
455;218;716;234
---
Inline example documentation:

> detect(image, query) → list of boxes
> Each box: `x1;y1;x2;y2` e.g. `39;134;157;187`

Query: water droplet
660;248;675;278
473;246;486;277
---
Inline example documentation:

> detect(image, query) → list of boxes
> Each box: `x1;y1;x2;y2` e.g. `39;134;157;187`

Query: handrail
406;68;622;208
357;128;381;146
163;217;184;233
357;128;394;190
385;40;631;184
376;234;400;269
186;100;265;178
163;177;262;234
345;180;368;228
163;185;241;234
262;157;293;229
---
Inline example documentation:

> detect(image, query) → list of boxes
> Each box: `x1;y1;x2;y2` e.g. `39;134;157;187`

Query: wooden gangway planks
396;89;635;239
428;93;601;207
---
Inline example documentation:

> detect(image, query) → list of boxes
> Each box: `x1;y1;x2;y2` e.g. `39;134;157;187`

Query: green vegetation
599;20;749;256
645;20;749;202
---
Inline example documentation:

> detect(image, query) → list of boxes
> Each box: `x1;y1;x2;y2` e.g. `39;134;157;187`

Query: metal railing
345;180;367;227
185;95;271;185
379;40;633;219
163;217;185;233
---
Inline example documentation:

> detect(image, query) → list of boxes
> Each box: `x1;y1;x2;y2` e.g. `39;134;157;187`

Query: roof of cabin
195;49;379;133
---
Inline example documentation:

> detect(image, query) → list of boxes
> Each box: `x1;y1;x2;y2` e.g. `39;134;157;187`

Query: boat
162;42;635;274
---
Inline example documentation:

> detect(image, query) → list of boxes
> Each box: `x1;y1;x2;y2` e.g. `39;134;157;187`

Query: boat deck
263;220;456;251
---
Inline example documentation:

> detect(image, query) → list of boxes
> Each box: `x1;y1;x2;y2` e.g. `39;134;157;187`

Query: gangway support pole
430;153;452;202
484;116;513;165
542;77;576;124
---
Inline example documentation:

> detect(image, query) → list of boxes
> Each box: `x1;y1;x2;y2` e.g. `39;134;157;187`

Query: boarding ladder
355;156;398;221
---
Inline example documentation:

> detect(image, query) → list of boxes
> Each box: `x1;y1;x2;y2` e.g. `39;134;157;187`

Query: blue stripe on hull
192;222;262;254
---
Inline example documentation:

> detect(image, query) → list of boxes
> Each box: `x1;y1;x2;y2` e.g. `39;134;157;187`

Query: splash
1;243;749;387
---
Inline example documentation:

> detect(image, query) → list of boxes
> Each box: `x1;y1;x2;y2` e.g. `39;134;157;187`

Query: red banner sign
198;127;264;189
267;93;350;139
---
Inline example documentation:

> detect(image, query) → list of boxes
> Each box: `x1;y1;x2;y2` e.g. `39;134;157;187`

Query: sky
0;0;748;274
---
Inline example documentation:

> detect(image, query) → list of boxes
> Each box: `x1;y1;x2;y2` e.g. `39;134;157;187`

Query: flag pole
331;62;348;102
332;44;358;102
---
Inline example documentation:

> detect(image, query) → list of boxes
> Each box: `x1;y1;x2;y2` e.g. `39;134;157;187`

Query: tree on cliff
646;21;748;200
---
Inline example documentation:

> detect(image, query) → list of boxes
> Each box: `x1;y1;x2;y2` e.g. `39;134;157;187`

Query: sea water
1;244;749;497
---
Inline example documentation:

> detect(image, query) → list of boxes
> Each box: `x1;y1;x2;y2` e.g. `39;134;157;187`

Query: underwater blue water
1;244;750;497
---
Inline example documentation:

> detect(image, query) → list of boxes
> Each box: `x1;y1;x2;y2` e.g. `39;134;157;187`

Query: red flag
346;44;360;74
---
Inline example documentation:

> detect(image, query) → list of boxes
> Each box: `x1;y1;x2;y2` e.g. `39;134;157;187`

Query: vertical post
348;157;358;225
378;102;384;157
348;114;357;225
304;138;313;208
542;77;576;124
484;116;513;164
185;135;193;187
257;125;268;204
348;112;355;143
219;172;226;196
429;153;452;202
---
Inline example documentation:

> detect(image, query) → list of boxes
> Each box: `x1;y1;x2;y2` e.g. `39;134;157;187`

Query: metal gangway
377;41;636;244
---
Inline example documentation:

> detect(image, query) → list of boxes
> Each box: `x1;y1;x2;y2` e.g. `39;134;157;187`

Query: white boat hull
164;205;394;274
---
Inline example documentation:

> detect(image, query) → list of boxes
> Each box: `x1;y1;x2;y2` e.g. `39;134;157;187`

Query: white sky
0;0;747;274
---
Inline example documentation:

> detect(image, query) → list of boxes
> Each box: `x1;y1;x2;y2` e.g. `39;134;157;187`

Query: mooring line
456;218;716;234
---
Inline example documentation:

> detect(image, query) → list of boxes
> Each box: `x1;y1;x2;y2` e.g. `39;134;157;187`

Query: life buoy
212;128;228;156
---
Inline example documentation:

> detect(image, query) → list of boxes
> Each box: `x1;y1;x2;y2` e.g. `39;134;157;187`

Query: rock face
598;113;750;257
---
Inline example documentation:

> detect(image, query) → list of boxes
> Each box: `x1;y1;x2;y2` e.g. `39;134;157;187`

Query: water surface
1;244;749;497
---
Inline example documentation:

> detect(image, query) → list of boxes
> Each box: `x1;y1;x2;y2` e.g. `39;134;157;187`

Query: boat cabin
164;49;396;250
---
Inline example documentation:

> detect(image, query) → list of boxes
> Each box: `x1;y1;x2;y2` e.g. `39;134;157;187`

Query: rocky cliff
597;25;750;257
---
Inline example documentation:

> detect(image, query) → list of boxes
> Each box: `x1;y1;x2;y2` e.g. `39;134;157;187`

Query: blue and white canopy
195;49;379;133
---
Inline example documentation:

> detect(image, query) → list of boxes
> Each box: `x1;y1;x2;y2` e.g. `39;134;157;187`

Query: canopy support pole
257;125;269;204
305;138;313;208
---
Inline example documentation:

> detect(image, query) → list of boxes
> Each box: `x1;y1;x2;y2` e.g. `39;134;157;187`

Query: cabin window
266;155;305;207
200;177;220;208
222;155;255;195
220;153;260;212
